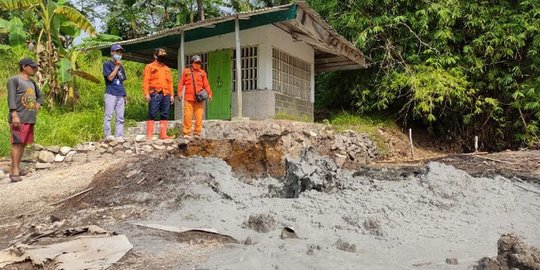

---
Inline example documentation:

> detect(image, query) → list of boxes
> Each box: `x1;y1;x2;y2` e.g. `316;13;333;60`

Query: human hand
12;114;21;130
208;96;213;102
35;103;41;112
145;95;151;103
124;96;128;106
170;95;174;104
177;95;182;101
115;60;122;66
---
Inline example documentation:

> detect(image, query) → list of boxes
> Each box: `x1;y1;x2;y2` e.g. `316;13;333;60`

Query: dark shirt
103;60;127;96
7;76;44;124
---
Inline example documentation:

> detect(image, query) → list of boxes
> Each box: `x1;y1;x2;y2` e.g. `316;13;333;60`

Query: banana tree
0;0;97;106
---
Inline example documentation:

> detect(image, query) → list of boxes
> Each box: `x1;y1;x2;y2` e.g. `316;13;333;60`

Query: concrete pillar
175;31;186;120
235;17;243;119
231;18;250;121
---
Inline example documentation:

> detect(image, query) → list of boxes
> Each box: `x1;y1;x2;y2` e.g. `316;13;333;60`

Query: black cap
154;48;167;56
19;58;39;68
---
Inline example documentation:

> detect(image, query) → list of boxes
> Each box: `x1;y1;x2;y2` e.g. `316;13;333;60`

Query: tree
0;0;98;106
308;0;540;149
197;0;205;21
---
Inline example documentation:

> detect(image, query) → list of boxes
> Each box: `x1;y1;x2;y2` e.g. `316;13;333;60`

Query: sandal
9;174;22;183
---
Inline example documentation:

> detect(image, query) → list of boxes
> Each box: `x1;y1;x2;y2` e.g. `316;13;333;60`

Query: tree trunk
197;0;205;21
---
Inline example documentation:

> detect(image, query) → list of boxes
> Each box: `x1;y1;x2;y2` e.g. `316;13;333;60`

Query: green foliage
309;0;540;149
0;51;150;156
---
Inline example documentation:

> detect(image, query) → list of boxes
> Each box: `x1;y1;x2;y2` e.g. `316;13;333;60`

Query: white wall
265;26;315;102
175;24;316;120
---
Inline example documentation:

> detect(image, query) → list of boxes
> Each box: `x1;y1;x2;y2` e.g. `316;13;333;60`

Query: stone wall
274;92;314;122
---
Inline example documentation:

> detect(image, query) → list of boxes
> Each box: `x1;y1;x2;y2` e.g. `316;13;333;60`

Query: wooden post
474;136;479;153
409;128;415;160
235;17;243;119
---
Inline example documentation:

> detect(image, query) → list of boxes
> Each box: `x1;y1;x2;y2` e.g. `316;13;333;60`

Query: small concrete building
100;1;366;121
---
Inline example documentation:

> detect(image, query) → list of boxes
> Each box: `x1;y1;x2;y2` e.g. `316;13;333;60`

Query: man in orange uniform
143;48;174;140
178;55;212;138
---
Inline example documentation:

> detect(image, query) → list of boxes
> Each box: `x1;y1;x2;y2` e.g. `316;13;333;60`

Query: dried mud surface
1;148;538;269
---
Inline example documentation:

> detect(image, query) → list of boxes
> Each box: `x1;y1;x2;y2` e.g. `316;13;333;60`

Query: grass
0;51;177;156
274;111;312;122
324;111;398;156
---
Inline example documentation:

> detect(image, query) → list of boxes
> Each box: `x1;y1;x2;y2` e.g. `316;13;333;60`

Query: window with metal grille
272;48;311;101
233;46;258;91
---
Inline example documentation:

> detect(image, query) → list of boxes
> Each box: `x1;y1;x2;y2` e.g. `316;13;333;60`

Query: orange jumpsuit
178;67;212;136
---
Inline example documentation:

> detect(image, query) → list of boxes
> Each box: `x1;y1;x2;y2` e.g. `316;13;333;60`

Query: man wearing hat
177;55;213;138
103;44;127;140
142;48;174;140
6;58;43;182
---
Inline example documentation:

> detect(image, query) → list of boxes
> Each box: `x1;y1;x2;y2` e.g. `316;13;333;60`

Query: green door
207;49;232;120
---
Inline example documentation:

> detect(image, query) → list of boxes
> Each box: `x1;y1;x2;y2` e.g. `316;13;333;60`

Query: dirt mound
280;147;343;198
177;134;284;178
475;233;540;270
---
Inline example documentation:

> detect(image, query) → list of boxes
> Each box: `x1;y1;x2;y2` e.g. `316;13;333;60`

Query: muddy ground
1;149;539;269
0;126;539;269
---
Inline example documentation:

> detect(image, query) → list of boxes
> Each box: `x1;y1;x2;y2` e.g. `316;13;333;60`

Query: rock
245;214;277;233
98;147;107;154
72;153;88;163
335;239;357;253
46;145;60;154
87;151;100;162
153;145;166;150
335;153;347;168
100;143;108;149
35;162;52;169
65;151;76;162
475;233;540;270
162;139;175;145
244;237;253;245
59;146;72;156
38;151;55;163
166;146;175;151
125;150;133;155
117;137;126;143
142;145;153;152
34;144;44;151
107;147;114;153
22;148;37;162
75;144;85;152
0;170;5;179
280;227;298;239
154;140;164;146
281;147;342;198
122;142;132;149
135;135;146;142
54;154;65;162
109;140;119;147
446;258;458;265
83;144;97;152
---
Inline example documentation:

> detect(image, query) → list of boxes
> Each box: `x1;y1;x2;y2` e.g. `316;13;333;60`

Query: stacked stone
22;136;177;171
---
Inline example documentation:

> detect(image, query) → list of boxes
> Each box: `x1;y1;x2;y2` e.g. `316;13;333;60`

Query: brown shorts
11;123;34;145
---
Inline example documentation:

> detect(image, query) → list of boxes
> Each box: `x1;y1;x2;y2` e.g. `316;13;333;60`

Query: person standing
177;55;212;138
142;48;174;140
7;58;43;183
103;44;127;140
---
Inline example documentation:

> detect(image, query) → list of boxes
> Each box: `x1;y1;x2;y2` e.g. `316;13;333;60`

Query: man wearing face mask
142;48;174;140
177;55;213;138
103;44;127;140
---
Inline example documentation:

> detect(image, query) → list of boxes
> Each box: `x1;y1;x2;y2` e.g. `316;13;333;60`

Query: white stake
475;136;479;153
409;128;415;160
